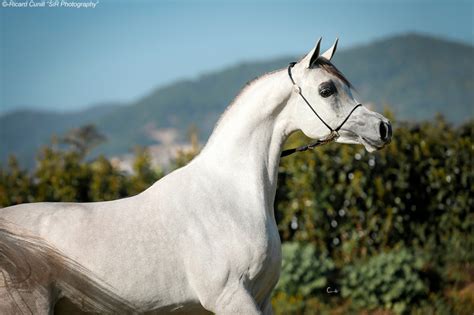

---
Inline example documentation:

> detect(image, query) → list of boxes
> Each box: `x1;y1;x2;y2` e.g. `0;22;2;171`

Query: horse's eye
319;82;336;98
320;88;333;98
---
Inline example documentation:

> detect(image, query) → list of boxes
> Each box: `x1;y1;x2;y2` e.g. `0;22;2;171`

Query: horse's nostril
379;121;389;142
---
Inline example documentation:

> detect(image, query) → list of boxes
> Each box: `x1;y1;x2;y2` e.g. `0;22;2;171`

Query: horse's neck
198;70;292;203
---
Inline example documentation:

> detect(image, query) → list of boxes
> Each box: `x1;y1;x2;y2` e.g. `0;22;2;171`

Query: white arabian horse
0;39;391;314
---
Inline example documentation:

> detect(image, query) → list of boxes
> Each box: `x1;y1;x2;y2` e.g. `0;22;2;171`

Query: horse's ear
301;38;322;68
321;38;338;61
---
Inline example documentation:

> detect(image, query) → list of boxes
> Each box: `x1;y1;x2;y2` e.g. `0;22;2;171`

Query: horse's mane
208;67;287;140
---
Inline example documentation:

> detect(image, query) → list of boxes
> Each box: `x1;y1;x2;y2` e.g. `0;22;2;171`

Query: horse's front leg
261;294;274;315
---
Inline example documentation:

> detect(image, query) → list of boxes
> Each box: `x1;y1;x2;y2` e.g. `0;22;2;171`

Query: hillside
333;34;473;121
0;104;119;167
1;33;473;167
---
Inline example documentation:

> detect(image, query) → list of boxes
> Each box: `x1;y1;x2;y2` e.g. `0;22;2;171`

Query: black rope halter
281;62;362;157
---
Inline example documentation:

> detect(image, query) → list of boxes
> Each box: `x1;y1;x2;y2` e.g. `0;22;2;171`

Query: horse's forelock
314;58;353;88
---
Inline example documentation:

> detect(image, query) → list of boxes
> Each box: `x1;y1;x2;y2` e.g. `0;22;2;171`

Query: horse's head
287;38;392;152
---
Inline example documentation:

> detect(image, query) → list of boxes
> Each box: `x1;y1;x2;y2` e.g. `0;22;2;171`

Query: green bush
341;248;428;314
276;116;473;267
273;242;335;314
0;145;163;206
276;242;335;297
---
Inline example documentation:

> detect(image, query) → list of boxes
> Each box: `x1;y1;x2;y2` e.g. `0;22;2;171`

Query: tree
89;156;128;201
34;146;91;202
127;147;163;195
60;124;106;158
0;156;32;207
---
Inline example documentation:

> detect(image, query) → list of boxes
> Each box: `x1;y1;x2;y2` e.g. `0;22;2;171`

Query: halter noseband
281;62;362;158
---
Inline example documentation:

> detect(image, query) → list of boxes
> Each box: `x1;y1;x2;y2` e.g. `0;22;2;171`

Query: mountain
333;34;473;121
1;33;473;168
0;104;120;167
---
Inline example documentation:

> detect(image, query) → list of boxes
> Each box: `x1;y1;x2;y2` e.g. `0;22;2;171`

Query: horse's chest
235;220;282;297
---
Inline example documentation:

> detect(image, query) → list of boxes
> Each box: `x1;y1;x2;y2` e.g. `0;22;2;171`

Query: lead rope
281;62;362;158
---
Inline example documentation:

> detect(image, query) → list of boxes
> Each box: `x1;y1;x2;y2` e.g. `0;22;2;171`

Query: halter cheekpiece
281;62;362;157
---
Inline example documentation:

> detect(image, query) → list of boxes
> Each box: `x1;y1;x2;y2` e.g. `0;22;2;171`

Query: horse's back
0;199;159;313
0;178;204;312
0;216;139;314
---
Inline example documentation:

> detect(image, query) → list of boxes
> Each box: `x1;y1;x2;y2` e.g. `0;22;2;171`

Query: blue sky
0;0;472;113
